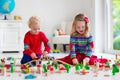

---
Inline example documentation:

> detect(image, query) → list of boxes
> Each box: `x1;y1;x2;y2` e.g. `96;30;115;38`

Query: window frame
104;0;120;54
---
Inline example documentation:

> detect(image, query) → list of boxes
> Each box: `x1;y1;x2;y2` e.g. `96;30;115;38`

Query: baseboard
2;51;19;53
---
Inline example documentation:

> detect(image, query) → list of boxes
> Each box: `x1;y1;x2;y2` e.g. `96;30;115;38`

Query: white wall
12;0;93;38
1;0;106;53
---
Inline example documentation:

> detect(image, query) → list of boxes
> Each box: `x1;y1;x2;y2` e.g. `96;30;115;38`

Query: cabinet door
1;28;21;51
0;20;23;52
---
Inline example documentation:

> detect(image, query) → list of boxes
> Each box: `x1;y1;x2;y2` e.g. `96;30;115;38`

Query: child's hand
42;51;48;57
83;57;90;66
30;53;37;59
72;58;78;65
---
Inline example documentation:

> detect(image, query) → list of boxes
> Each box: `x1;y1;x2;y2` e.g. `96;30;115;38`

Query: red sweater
23;31;50;56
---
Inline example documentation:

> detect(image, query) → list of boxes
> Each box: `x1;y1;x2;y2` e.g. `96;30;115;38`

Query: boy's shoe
31;61;36;66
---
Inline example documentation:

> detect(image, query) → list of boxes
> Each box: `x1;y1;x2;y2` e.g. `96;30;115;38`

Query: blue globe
0;0;15;14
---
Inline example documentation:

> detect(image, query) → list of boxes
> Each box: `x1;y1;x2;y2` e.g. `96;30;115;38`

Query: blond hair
71;13;90;37
28;16;40;28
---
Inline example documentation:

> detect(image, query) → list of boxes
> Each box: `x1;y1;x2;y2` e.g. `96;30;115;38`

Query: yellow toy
14;16;22;20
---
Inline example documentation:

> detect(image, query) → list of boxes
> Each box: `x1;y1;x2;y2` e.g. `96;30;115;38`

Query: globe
0;0;15;14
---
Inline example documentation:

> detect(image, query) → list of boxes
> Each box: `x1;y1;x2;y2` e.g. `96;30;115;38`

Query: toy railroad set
0;55;120;79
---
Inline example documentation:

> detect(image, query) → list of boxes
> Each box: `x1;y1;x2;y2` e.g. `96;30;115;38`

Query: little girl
56;13;96;66
21;16;50;64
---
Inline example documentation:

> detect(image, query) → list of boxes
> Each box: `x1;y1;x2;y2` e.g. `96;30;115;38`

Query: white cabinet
0;20;23;53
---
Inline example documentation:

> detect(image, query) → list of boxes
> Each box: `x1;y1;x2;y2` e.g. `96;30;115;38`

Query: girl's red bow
84;17;89;23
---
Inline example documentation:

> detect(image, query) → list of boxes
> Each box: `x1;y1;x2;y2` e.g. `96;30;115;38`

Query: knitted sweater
69;33;94;58
23;31;50;56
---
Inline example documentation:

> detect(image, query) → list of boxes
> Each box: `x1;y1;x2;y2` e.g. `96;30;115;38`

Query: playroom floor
0;52;120;80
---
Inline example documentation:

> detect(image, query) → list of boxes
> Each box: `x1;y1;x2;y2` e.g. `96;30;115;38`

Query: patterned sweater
69;33;94;58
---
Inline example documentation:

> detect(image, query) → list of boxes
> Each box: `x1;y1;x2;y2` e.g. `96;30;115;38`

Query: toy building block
112;64;119;75
21;64;30;74
0;64;4;68
43;64;50;76
99;58;109;64
54;60;73;73
64;64;71;73
48;61;57;70
24;74;36;79
55;60;73;67
3;67;6;76
43;64;48;72
1;58;5;66
98;57;109;70
51;61;55;66
55;62;59;70
92;61;99;74
99;64;104;70
0;57;17;73
8;57;14;63
66;65;70;73
22;69;30;74
105;62;110;67
5;64;10;70
84;63;90;70
79;62;83;69
75;63;80;74
7;57;15;66
37;64;42;74
47;64;55;73
104;62;110;70
10;63;14;73
115;54;120;67
0;67;7;76
80;68;89;75
46;60;51;66
51;61;59;72
40;56;55;61
58;64;66;73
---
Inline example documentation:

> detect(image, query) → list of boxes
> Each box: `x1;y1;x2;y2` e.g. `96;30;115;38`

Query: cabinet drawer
0;20;22;28
0;23;21;28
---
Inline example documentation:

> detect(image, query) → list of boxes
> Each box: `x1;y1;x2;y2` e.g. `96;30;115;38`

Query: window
105;0;120;54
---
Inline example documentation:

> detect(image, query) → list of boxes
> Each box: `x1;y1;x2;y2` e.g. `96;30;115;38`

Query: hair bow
84;17;89;23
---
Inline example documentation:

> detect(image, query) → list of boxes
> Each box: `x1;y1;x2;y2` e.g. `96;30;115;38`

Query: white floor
0;52;120;80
